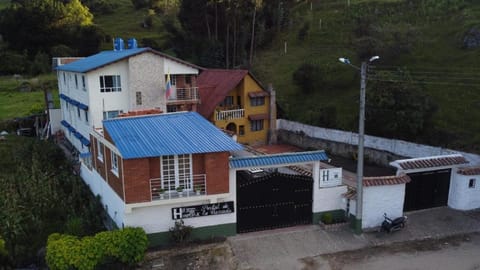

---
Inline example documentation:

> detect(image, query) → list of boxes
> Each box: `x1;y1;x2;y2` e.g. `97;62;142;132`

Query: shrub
46;227;148;270
321;213;333;225
292;63;320;93
169;220;193;243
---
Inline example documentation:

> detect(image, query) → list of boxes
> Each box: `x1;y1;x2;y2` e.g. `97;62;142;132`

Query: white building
55;39;201;154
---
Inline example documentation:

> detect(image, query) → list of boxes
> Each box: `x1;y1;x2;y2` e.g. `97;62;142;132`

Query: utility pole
354;61;367;234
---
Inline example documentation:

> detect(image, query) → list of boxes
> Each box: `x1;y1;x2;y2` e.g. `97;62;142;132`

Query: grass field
252;0;480;150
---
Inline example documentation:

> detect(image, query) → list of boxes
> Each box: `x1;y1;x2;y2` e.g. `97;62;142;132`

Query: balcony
166;87;200;104
215;108;245;121
150;174;206;201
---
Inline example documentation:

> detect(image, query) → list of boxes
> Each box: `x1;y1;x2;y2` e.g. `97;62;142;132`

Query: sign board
172;201;235;220
319;168;342;188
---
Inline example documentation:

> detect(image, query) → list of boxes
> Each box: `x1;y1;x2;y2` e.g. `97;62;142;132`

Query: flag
166;73;172;99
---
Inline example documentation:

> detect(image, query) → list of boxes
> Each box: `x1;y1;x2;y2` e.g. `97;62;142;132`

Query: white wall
277;119;480;165
80;164;126;228
123;168;237;233
362;184;406;229
313;186;347;214
163;58;199;75
449;172;480;210
48;109;62;134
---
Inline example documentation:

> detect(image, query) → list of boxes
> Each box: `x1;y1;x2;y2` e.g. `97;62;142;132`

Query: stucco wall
449;173;480;210
362;184;406;229
81;164;126;228
277;119;480;165
128;53;166;111
313;185;347;214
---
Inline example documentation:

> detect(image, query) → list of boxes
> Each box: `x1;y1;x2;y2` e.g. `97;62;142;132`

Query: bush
321;213;333;224
292;63;320;93
169;220;193;243
46;227;148;270
131;0;149;9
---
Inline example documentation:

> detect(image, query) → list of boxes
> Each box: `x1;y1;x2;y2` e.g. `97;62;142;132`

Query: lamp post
339;55;379;234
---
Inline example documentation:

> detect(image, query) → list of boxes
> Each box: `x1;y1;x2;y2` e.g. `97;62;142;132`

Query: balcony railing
215;108;245;121
150;174;207;201
167;87;200;103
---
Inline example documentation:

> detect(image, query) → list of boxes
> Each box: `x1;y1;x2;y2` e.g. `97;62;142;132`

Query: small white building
449;166;480;210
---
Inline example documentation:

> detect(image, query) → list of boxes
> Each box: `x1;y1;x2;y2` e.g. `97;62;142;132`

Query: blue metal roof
229;151;329;169
56;48;149;73
103;112;244;159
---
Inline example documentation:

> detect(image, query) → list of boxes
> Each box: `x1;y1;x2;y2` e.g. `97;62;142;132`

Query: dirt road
303;233;480;270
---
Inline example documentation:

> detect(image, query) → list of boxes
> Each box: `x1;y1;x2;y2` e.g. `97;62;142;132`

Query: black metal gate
236;171;313;233
404;169;451;211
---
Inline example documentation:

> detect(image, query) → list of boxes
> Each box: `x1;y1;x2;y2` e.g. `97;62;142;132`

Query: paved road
308;233;480;270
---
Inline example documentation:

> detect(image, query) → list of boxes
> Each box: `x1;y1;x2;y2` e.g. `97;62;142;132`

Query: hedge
46;227;148;270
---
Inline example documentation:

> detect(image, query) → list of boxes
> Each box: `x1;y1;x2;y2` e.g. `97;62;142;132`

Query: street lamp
339;55;379;234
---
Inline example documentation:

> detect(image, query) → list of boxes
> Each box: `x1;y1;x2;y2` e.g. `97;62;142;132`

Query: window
111;152;119;176
250;119;264;131
469;178;476;189
84;110;89;123
81;75;86;91
239;125;245;136
161;154;192;192
99;75;121;92
77;107;81;118
103;110;123;120
63;72;66;84
237;96;241;106
219;96;234;107
167;105;178;113
97;140;104;161
185;75;191;85
136;91;142;105
250;96;265;106
75;74;78;89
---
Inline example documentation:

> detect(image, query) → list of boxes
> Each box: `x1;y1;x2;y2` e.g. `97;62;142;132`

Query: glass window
136;91;142;105
99;75;121;92
111;152;119;175
82;75;86;91
84;110;89;123
185;75;191;85
77;107;81;118
250;96;265;106
239;125;245;136
250;119;264;131
75;74;78;89
161;154;192;192
219;96;234;107
97;140;104;161
103;110;123;120
469;179;476;189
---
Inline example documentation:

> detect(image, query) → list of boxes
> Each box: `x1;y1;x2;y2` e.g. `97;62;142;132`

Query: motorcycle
380;213;407;233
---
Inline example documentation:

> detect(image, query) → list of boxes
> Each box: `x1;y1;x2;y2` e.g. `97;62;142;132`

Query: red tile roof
343;188;357;199
197;69;249;118
248;113;269;121
393;154;468;170
457;166;480;176
363;174;411;187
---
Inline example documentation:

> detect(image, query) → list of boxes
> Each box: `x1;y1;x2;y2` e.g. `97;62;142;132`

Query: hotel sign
171;201;235;220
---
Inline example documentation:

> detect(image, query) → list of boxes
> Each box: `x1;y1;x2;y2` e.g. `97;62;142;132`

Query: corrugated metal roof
55;48;149;73
197;69;249;118
391;154;469;170
103;111;243;159
55;47;203;73
229;150;329;169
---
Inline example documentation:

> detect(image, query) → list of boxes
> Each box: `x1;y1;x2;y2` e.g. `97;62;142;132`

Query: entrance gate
404;169;451;211
236;171;313;233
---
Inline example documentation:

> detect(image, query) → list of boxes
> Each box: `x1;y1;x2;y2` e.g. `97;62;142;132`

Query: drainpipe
268;83;277;144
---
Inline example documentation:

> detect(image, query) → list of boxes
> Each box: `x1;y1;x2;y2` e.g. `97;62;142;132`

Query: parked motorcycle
380;213;407;233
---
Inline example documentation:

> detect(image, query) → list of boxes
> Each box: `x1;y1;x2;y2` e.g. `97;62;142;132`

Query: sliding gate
236;171;313;233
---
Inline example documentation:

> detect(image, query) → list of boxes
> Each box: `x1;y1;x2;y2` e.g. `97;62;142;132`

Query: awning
79;152;91;158
60;120;70;128
74;131;82;139
248;91;269;98
80;137;90;146
67;126;75;132
248;113;268;121
78;103;88;110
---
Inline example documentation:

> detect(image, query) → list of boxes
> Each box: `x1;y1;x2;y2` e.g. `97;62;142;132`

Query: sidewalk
228;207;480;270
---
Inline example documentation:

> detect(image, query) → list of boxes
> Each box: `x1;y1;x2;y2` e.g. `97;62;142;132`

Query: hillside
251;0;480;151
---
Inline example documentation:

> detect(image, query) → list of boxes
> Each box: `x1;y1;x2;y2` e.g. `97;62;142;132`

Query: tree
365;69;437;140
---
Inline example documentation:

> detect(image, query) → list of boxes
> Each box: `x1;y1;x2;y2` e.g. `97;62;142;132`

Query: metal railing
150;174;207;201
167;87;200;103
215;108;245;121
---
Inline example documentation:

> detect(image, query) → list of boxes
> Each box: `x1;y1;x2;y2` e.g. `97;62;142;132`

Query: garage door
236;171;313;233
404;169;451;211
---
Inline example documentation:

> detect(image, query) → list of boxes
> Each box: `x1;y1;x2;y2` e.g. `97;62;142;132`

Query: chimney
267;83;277;144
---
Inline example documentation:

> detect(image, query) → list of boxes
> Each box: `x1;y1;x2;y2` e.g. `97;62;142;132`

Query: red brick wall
123;158;151;203
192;154;205;175
104;147;124;200
204;152;230;194
149;157;160;179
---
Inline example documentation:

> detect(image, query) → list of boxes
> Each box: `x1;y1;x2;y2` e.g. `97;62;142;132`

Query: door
404;169;451;211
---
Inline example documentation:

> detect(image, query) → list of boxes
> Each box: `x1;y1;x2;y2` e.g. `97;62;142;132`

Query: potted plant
176;186;184;197
158;188;165;199
194;185;202;195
